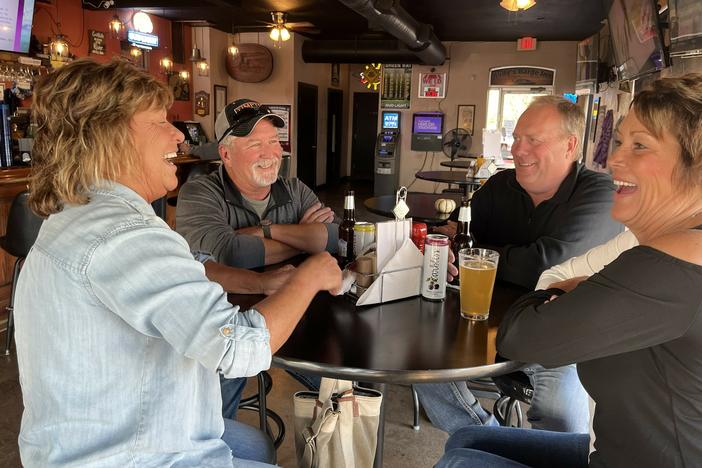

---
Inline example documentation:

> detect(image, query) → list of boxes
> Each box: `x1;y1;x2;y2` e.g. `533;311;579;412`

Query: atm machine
374;111;401;196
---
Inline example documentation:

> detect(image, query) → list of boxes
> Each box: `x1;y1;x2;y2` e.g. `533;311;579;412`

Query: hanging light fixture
108;15;124;39
179;70;190;80
49;33;70;59
130;46;142;58
189;26;204;62
499;0;536;12
228;30;239;57
269;11;291;48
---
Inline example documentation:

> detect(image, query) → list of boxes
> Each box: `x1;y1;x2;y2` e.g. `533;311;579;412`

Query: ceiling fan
261;11;320;39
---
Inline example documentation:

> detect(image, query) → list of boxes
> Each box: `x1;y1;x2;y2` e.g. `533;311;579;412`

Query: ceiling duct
327;0;446;65
302;39;428;63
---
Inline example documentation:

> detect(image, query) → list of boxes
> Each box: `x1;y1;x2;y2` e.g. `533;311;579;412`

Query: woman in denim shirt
15;58;341;467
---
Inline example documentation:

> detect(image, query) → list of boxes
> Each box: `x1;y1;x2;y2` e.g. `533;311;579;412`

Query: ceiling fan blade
285;21;316;28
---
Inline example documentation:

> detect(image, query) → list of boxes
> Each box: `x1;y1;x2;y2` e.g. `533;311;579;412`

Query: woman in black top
437;74;702;468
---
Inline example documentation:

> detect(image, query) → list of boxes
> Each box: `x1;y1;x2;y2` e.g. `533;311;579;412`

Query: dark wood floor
0;179;385;467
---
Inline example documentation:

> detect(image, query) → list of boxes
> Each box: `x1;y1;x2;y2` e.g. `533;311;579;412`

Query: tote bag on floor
293;378;383;468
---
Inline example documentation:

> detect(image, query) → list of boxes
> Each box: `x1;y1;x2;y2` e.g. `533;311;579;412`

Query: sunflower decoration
360;63;382;91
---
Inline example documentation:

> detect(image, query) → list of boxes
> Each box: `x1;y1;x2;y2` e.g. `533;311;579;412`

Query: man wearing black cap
176;99;338;270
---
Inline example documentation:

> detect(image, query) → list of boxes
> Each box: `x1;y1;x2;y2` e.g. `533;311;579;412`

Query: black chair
2;191;43;355
167;161;220;208
236;371;286;452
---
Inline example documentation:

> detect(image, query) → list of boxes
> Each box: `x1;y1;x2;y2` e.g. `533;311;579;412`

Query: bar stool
236;371;286;450
2;191;43;355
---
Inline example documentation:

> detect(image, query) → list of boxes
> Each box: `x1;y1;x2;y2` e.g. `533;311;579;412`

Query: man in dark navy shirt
417;96;623;436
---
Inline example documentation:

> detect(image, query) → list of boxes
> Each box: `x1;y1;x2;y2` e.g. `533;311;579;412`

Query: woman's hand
547;276;588;293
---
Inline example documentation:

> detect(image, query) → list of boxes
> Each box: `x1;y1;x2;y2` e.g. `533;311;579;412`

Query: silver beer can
421;234;449;301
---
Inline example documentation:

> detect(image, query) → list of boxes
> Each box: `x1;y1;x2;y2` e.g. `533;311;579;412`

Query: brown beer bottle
338;190;355;267
451;197;473;285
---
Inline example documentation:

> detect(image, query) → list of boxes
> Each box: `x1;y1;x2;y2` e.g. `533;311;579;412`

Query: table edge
272;356;525;384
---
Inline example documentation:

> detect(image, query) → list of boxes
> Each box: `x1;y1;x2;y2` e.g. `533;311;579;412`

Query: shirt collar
89;181;156;216
508;162;581;206
219;166;292;209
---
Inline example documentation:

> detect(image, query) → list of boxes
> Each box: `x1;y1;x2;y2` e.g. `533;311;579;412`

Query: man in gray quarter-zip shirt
177;99;338;270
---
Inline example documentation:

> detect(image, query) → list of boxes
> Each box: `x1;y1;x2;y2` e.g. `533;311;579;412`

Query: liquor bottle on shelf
451;197;473;285
338;190;356;267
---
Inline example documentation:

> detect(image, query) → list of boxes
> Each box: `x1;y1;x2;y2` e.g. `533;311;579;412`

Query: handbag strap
317;377;354;404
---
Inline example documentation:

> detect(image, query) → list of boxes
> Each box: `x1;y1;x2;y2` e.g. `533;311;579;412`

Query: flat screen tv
0;0;36;54
608;0;666;81
412;112;443;135
669;0;702;57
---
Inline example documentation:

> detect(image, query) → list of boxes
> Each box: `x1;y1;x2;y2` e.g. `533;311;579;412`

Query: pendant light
108;15;125;39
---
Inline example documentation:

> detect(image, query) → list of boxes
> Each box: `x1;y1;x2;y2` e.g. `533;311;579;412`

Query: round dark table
230;283;526;468
415;170;483;196
440;159;474;169
364;192;462;225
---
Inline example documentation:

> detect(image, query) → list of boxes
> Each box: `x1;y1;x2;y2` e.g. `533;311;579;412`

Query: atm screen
382;111;400;130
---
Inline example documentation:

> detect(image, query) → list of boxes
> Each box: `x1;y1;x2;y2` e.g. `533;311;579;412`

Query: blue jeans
436;425;589;468
415;364;589;434
222;417;277;467
221;375;248;419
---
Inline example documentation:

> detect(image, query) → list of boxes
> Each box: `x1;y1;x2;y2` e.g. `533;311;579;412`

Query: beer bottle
451;197;473;285
338;190;355;266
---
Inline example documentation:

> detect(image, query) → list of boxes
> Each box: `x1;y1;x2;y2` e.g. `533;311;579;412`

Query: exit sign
517;37;537;51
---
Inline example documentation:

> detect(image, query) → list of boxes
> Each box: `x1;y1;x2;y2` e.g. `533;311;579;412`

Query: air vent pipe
335;0;446;65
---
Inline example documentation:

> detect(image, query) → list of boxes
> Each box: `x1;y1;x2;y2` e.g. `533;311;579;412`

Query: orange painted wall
30;0;192;121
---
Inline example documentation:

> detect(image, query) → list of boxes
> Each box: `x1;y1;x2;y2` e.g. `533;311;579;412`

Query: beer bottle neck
344;195;355;210
344;208;355;220
457;206;470;223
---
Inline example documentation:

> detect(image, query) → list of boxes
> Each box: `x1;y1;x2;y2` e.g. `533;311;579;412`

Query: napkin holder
350;237;423;306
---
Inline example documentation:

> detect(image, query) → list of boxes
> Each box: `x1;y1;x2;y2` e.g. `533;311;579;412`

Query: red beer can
411;222;428;253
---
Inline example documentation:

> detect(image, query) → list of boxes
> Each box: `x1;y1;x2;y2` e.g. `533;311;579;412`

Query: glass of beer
459;248;499;320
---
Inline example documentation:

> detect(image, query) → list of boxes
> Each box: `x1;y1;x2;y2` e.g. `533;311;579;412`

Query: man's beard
251;159;280;187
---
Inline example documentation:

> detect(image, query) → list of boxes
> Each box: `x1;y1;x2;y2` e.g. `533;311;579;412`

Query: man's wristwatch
260;219;273;239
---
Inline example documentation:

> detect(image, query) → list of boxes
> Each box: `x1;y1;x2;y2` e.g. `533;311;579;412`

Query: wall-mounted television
412;112;444;135
608;0;666;81
0;0;36;54
669;0;702;58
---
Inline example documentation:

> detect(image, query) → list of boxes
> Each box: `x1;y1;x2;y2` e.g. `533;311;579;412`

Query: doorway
297;82;318;188
326;89;344;185
351;92;378;182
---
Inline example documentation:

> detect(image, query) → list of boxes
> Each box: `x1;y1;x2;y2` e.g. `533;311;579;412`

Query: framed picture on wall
214;85;227;117
457;105;475;136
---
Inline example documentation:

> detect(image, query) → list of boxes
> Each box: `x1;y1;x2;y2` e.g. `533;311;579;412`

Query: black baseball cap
215;99;285;142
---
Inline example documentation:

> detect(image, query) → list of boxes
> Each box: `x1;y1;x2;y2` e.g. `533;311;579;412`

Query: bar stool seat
1;191;43;355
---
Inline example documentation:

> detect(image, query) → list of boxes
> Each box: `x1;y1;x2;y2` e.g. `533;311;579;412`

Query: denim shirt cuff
218;308;271;378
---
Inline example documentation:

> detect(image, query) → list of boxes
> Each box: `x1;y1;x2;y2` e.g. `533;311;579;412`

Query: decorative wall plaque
225;43;273;83
194;91;209;117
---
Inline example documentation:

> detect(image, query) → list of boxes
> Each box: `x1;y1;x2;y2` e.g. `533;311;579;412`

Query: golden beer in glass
459;248;499;320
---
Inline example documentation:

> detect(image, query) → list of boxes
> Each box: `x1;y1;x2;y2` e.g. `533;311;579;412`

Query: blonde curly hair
30;58;173;216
